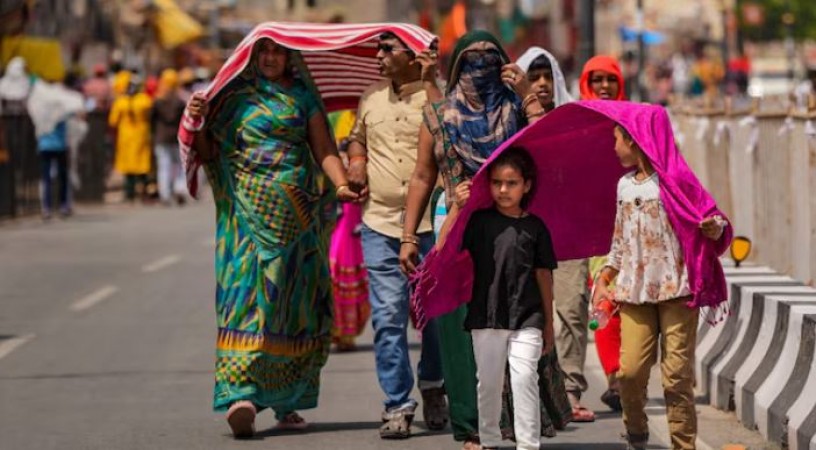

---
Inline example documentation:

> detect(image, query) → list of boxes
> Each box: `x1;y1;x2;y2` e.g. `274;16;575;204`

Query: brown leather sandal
380;408;413;439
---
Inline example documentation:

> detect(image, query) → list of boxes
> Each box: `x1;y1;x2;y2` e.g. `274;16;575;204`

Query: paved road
0;201;768;449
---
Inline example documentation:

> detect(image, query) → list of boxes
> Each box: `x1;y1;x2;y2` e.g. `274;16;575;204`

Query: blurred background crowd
1;0;815;218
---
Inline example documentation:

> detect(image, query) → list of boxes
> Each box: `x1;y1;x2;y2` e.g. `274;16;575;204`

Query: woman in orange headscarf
579;55;625;101
554;55;626;424
581;55;626;418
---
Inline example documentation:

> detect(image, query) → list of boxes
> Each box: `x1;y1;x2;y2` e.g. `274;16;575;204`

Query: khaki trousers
553;258;589;396
618;298;699;450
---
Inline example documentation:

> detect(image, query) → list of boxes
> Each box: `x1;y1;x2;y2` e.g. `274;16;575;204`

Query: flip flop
226;401;256;439
571;405;596;422
462;438;482;450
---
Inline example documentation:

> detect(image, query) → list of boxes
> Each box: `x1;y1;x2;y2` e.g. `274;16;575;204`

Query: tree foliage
738;0;816;41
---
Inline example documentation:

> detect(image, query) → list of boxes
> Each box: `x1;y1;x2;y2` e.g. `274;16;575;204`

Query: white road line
0;334;35;361
142;254;181;273
70;285;119;312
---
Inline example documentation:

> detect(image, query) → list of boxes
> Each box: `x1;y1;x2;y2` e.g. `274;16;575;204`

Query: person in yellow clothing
108;72;153;202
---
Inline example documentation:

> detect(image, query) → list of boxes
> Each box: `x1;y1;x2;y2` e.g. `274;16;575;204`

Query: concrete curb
695;264;816;449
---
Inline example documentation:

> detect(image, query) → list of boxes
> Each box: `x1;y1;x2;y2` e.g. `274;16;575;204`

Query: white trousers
472;328;542;450
155;143;186;202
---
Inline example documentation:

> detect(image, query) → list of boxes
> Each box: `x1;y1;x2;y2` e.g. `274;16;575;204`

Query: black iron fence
0;111;110;218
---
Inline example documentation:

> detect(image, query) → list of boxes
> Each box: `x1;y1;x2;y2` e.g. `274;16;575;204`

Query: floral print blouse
606;172;690;304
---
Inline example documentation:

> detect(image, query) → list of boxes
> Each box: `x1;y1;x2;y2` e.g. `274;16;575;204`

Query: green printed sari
205;70;336;416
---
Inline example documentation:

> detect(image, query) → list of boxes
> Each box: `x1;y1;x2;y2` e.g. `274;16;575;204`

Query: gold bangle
400;234;420;245
349;155;367;164
335;184;349;195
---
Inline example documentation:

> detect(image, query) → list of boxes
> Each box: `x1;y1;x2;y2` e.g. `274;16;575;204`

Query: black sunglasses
378;43;411;54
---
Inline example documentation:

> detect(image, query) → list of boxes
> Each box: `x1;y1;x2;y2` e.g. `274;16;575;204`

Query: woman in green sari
185;38;358;439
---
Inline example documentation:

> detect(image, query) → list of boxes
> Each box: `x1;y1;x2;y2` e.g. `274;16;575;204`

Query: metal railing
0;110;111;219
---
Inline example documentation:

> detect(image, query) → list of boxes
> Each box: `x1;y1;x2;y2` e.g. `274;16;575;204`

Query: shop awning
152;0;204;50
1;35;65;82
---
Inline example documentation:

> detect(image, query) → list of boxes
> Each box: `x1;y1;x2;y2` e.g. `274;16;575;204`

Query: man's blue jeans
361;225;443;411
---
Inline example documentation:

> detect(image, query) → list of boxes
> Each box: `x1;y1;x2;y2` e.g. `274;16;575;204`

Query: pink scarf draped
411;101;732;329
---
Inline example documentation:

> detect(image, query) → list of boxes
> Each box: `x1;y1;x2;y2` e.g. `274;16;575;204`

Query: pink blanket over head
411;101;732;329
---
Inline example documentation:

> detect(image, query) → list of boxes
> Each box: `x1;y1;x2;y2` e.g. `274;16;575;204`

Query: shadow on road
255;421;383;437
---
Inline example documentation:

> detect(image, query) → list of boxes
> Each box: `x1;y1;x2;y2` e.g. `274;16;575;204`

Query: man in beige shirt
346;32;446;440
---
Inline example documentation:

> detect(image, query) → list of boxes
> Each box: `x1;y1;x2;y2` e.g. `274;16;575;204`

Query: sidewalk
643;351;782;450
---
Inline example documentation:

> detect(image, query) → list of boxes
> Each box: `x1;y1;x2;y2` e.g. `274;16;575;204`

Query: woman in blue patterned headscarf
399;30;548;450
441;30;526;184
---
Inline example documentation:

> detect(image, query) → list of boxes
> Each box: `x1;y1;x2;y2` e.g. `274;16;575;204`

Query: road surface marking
70;285;119;312
142;255;181;273
0;334;35;361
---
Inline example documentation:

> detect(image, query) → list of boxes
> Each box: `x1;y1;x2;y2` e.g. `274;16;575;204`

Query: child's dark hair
528;54;552;73
614;123;643;154
488;146;537;210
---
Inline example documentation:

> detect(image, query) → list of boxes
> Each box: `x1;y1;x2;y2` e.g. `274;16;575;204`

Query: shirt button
398;158;403;163
402;181;407;186
395;117;400;122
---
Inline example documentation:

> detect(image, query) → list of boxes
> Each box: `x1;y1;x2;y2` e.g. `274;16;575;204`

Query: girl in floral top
591;124;726;450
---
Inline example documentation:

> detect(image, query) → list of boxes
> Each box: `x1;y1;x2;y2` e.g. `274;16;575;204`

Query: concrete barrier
696;267;777;342
754;303;816;445
784;313;816;450
670;102;816;285
695;273;802;400
772;299;816;450
789;119;816;285
734;296;816;429
703;264;816;448
709;285;816;411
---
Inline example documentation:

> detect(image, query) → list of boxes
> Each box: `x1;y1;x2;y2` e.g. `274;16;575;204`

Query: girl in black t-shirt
460;147;557;450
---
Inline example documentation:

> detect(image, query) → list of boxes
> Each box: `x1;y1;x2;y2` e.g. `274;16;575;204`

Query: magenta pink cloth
330;203;370;338
411;101;732;329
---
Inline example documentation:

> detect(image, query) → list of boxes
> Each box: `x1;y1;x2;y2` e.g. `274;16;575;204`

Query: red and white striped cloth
179;22;438;197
